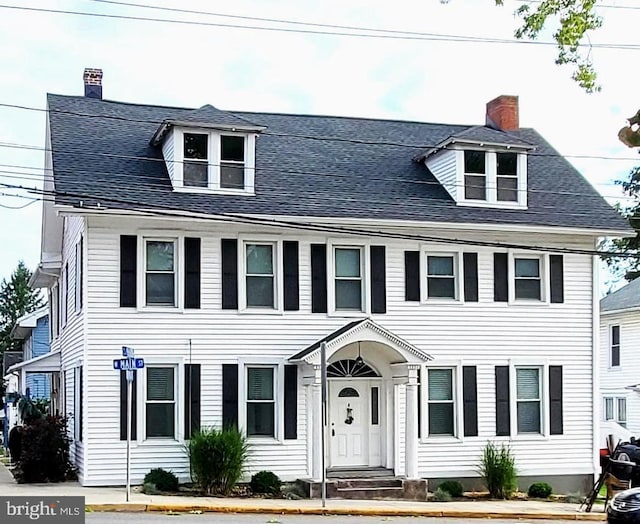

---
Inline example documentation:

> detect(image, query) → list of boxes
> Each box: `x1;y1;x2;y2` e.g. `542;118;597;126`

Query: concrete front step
335;478;403;489
298;477;428;502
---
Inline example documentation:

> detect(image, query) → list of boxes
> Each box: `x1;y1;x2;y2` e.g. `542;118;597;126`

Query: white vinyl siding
80;215;595;486
424;149;458;200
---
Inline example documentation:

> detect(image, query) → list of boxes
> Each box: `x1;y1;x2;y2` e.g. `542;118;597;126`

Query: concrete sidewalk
0;463;606;520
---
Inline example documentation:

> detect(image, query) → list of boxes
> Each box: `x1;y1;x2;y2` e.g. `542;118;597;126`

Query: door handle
332;428;335;437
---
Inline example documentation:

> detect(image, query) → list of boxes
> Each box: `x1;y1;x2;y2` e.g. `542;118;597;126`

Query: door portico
289;318;432;480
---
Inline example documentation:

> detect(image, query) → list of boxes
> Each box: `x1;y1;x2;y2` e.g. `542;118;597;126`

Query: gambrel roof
46;93;629;232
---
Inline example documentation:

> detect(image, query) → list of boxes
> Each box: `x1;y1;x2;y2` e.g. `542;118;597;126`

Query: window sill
172;186;254;196
239;307;284;316
246;437;282;445
510;434;548;442
420;436;463;444
421;298;463;305
328;310;369;318
138;439;182;446
607;366;622;371
136;306;184;314
507;299;550;307
456;200;527;210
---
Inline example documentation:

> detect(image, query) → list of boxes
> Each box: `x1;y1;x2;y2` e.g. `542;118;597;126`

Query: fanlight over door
327;359;378;378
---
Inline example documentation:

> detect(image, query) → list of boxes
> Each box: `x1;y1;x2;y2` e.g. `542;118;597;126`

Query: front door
329;380;368;467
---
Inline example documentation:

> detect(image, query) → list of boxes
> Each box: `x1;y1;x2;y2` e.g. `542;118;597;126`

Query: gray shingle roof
46;93;630;231
601;277;640;312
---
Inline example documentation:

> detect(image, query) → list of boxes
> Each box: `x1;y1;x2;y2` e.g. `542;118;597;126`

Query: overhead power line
1;3;639;50
0;179;635;258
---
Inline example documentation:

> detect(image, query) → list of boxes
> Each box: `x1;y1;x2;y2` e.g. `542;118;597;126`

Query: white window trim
51;284;59;339
238;358;285;443
74;365;82;442
455;149;527;209
609;324;621;369
420;249;464;303
141;362;182;443
238;236;283;314
137;234;183;311
509;361;549;439
508;252;550;305
328;240;371;317
420;361;463;443
61;264;68;329
173;128;256;195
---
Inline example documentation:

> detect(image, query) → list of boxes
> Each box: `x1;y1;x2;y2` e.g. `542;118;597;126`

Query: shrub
478;441;517;499
142;482;161;495
143;468;179;492
528;482;553;498
250;470;282;495
186;427;249;495
13;416;75;483
432;487;452;502
438;480;464;498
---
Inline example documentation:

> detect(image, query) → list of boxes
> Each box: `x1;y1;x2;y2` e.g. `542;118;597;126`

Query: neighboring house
30;68;630;492
600;277;640;440
9;307;51;399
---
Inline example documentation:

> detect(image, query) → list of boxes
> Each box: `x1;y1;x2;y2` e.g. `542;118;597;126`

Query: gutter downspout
592;248;601;479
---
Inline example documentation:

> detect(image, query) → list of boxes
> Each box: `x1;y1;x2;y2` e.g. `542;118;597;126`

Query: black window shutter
283;241;300;311
185;237;201;309
550;255;564;304
221;239;238;310
119;371;137;440
370;246;387;313
120;235;137;307
495;366;510;436
404;251;420;301
222;364;239;429
549;365;563;435
311;244;327;313
493;253;509;302
284;365;298;440
184;364;201;440
463;253;479;302
463;366;478;437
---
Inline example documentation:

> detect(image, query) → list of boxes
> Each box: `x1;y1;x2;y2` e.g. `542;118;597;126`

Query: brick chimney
83;68;103;99
486;95;519;131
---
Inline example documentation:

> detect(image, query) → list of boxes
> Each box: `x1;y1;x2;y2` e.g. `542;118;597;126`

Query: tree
0;261;44;364
494;0;602;93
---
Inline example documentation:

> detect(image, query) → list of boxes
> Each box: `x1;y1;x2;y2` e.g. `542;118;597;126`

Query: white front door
329;380;369;467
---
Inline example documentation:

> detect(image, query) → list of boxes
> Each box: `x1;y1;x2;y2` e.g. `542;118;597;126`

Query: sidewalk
0;463;606;520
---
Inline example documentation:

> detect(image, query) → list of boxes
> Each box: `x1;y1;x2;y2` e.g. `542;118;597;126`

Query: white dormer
151;107;266;195
421;140;531;209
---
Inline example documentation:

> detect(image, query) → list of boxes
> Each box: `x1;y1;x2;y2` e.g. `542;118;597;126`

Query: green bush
13;416;75;483
186;427;249;495
143;468;179;492
250;470;282;495
528;482;553;498
478;441;517;499
431;487;452;502
438;480;464;498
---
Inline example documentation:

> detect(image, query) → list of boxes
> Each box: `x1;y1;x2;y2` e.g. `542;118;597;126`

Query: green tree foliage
494;0;602;93
0;261;44;387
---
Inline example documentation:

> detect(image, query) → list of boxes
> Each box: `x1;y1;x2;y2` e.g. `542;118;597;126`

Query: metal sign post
320;341;328;508
113;346;144;502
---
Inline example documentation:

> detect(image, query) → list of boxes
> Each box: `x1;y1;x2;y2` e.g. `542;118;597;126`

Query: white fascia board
600;306;640;316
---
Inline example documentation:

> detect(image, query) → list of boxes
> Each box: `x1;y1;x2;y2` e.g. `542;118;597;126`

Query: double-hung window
516;367;541;434
514;256;542;300
245;243;275;308
496;152;518;202
183;133;209;188
464;150;486;201
145;240;177;306
427;368;455;436
426;255;457;299
610;325;620;367
246;367;275;437
146;366;176;439
334;247;364;311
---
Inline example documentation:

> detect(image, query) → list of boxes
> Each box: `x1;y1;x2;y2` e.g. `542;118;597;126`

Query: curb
85;503;607;520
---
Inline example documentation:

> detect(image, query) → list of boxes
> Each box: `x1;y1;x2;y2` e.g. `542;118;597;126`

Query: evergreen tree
0;261;44;357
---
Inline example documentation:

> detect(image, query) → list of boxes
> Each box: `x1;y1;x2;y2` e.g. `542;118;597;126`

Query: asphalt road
86;512;582;523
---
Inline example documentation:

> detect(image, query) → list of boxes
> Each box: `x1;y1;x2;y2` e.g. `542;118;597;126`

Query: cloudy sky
0;0;638;288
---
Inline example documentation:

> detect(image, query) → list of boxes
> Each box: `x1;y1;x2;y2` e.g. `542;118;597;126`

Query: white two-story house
30;68;630;494
600;277;640;440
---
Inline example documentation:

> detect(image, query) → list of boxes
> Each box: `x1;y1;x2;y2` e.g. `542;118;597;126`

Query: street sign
122;346;135;358
113;358;145;370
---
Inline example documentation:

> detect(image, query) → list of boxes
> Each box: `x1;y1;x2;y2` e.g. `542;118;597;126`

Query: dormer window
459;149;526;207
160;128;257;194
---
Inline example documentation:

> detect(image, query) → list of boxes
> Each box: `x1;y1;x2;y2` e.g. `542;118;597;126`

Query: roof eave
151;119;267;146
415;137;536;162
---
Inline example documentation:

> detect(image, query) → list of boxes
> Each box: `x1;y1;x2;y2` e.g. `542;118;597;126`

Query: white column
405;365;420;479
311;365;323;480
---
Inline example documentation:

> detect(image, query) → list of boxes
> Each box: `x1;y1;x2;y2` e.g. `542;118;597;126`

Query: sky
0;0;638;291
